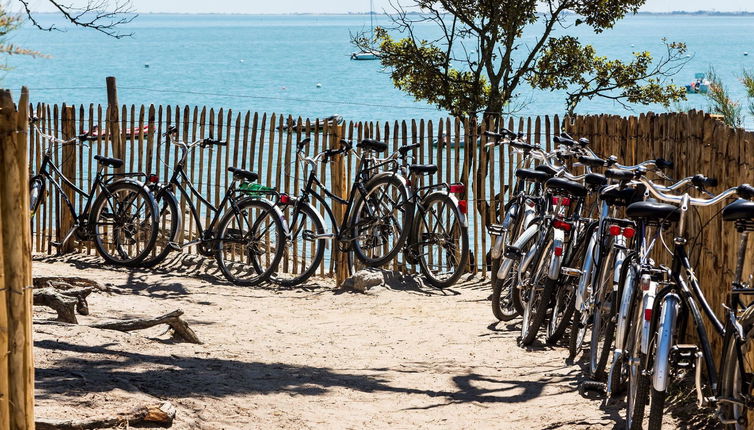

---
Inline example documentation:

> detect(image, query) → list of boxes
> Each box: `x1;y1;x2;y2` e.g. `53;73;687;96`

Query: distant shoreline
25;10;754;17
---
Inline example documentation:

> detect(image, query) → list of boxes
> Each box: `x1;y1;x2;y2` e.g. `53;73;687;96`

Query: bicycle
137;126;287;286
28;117;159;265
270;137;411;287
623;177;754;430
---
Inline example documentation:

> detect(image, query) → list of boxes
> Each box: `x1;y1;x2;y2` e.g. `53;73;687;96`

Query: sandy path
31;253;653;429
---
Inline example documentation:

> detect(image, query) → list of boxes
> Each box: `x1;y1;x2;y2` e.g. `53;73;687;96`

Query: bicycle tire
215;198;285;286
270;201;327;287
520;229;555;346
416;193;469;289
29;176;45;217
719;305;754;429
351;174;410;267
546;226;590;345
627;297;650;430
139;187;181;268
590;243;618;380
609;252;640;397
91;180;159;266
491;256;518;321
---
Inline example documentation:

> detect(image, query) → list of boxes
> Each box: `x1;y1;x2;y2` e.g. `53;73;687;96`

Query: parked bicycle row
28;117;470;289
484;128;754;429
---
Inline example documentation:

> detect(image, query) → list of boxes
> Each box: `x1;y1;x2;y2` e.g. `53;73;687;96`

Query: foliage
741;69;754;118
354;0;689;118
706;67;743;127
0;6;47;68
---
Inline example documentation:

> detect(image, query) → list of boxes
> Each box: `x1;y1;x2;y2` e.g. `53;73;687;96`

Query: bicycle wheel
590;241;618;380
29;176;45;216
627;294;650;430
270;201;326;287
139;187;181;268
546;226;589;345
492;230;537;321
91;180;159;265
609;252;640;397
215;198;285;286
720;305;754;429
415;193;469;288
520;228;554;346
351;174;410;267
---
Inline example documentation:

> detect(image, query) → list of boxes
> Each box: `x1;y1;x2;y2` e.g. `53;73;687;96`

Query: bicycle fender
368;171;409;188
501;221;540;280
94;178;160;224
547;227;565;280
238;196;290;236
157;187;183;244
652;293;681;392
491;203;518;259
425;190;468;229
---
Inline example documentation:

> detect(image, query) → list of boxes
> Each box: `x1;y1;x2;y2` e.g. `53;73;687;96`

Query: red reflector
609;225;621;236
280;194;291;204
644;308;652;321
551;196;572;206
623;227;636;239
406;178;412;187
449;184;465;194
148;174;159;184
553;220;572;231
458;199;468;214
554;246;563;256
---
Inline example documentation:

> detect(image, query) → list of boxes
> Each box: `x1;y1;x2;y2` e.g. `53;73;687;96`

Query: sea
6;12;754;125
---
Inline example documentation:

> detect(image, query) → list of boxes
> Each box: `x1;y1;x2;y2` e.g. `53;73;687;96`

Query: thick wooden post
59;106;77;253
0;87;35;429
106;76;123;173
330;123;349;287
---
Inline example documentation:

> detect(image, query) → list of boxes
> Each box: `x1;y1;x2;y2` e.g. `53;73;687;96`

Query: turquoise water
7;13;754;124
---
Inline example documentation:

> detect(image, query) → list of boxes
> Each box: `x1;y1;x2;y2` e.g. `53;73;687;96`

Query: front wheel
90;180;159;266
215;198;286;286
519;229;554;346
719;306;754;429
139;187;181;268
415;193;469;289
270;201;327;287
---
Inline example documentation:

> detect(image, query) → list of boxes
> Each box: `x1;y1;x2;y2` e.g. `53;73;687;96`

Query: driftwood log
91;309;202;344
36;401;176;429
33;288;83;324
33;276;107;319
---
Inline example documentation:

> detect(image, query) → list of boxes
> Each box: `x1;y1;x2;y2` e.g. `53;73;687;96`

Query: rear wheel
216;198;285;286
546;227;589;345
416;193;469;289
519;229;554;346
627;299;649;430
351;175;410;267
139;187;180;268
609;253;640;397
590;243;618;380
270;201;326;287
91;181;159;266
29;176;45;216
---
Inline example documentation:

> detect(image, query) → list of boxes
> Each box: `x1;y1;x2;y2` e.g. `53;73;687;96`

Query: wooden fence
564;111;754;362
1;87;34;429
28;100;565;277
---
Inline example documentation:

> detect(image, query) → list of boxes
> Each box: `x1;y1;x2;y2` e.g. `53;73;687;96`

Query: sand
31;253;679;429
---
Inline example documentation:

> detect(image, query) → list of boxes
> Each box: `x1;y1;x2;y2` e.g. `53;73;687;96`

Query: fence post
330;123;349;287
0;87;34;428
60;106;77;253
106;76;123;174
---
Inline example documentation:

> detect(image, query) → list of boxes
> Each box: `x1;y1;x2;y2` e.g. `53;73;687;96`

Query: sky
20;0;754;14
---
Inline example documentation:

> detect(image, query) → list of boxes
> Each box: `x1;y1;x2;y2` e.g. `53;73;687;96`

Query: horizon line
24;10;754;16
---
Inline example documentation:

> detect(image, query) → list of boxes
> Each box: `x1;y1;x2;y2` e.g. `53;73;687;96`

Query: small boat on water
685;73;710;94
351;51;380;61
79;124;154;141
277;114;344;133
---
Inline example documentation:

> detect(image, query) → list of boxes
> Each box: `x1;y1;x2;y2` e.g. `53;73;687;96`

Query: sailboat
351;0;380;61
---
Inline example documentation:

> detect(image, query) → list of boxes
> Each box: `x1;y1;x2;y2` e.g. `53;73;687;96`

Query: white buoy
745;52;749;56
144;63;149;68
240;59;245;63
316;83;322;88
630;44;635;48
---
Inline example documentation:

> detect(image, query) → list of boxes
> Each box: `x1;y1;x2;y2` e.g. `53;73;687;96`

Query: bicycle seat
535;165;558;177
626;200;680;222
408;164;438;175
94;155;123;169
515;168;550;183
398;143;420;156
722;199;754;221
599;185;645;207
228;167;259;182
357;139;388;153
545;177;588;197
585;173;607;187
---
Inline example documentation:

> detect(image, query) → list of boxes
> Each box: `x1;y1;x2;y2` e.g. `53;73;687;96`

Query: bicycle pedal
560;267;582;277
670;344;698;369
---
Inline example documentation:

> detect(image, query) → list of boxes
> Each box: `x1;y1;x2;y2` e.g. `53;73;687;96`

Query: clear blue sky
21;0;754;14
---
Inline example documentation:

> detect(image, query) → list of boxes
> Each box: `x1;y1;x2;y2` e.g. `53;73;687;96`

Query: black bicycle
138;126;287;287
271;137;411;287
29;117;159;265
